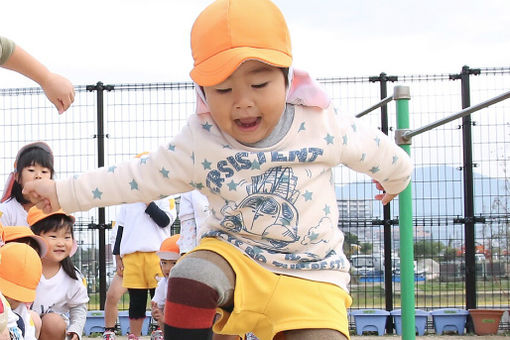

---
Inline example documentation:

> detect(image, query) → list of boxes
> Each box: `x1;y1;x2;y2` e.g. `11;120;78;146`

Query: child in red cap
0;141;54;227
24;1;412;339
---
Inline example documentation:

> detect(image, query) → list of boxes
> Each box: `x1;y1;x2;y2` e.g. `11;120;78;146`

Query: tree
414;239;445;258
343;232;359;257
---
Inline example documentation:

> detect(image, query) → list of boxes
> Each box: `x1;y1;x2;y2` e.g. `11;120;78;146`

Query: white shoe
102;330;116;340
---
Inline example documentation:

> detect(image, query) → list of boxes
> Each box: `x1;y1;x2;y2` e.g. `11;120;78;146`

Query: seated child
28;207;88;340
151;234;181;333
3;225;48;257
0;242;43;340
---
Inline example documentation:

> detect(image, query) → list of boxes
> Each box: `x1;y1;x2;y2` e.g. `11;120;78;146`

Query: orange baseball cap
3;226;48;258
0;242;42;303
190;0;292;86
27;206;75;226
157;234;181;260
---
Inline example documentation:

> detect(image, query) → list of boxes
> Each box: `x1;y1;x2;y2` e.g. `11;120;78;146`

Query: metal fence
1;66;509;332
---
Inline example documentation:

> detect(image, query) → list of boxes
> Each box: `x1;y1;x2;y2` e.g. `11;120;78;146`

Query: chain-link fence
1;66;509;331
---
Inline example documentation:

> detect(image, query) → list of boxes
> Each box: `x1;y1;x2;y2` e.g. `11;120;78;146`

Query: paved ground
83;335;510;340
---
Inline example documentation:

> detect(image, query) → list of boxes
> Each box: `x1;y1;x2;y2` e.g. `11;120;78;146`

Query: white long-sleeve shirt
56;104;412;290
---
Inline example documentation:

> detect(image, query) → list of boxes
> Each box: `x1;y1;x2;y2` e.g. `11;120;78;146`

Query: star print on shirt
168;144;176;151
298;122;306;132
202;122;212;132
351;123;357;132
369;166;380;174
360;153;366;162
129;179;139;190
202;159;211;170
108;166;116;173
227;180;238;191
139;157;149;164
303;191;313;201
92;188;103;199
251;160;261;170
374;136;381;146
342;135;348;145
324;133;334;145
160;167;169;178
323;205;331;215
392;155;399;164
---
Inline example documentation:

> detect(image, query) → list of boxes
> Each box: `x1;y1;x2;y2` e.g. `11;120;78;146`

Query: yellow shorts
193;238;352;340
122;252;162;289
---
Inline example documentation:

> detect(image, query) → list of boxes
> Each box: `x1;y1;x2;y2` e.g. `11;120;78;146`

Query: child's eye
215;88;231;94
252;82;268;89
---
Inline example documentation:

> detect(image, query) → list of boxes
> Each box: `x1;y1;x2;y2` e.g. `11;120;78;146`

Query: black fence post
449;66;481;323
369;72;398;333
86;81;114;310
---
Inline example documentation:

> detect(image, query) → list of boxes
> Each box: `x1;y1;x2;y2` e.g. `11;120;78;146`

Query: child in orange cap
0;242;43;340
3;225;48;258
150;234;180;336
28;207;88;340
24;1;412;339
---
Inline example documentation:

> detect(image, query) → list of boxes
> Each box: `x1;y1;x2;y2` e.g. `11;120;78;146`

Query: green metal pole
394;86;415;340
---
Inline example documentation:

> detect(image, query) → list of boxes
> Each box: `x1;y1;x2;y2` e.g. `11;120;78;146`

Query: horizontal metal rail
402;90;510;141
356;95;393;118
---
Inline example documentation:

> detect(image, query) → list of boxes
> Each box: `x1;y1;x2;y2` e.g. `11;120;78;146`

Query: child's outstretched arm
0;37;75;114
22;178;60;213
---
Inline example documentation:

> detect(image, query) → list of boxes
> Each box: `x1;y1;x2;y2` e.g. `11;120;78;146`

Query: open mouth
235;117;260;129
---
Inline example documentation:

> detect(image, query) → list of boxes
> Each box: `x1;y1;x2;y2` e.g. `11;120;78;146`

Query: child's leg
128;288;148;336
278;329;348;340
104;273;127;331
39;313;66;340
164;250;235;340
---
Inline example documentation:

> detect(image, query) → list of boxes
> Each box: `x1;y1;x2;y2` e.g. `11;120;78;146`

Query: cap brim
0;276;35;303
157;251;180;261
190;46;292;87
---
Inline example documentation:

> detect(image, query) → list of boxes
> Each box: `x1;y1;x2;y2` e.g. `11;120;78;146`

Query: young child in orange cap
24;1;412;339
150;234;180;336
3;225;48;258
0;242;43;340
27;207;88;340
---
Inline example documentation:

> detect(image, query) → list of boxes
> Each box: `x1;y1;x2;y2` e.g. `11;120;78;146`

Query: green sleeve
0;36;16;65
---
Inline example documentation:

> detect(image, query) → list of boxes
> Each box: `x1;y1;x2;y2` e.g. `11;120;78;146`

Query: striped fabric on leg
164;277;218;339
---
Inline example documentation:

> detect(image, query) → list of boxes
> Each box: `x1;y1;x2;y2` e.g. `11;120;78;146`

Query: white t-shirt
0;198;28;226
33;267;89;315
13;304;36;340
151;276;168;310
116;198;176;256
177;190;210;253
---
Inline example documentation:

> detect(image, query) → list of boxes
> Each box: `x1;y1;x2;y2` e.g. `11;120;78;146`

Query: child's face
39;228;73;264
4;296;21;309
203;60;287;144
160;259;176;278
18;163;51;188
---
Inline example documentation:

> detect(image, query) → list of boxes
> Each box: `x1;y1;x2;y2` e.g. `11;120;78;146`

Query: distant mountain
335;165;508;217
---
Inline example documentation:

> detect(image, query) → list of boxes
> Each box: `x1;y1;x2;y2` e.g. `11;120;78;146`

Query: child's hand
22;178;61;213
40;72;75;114
151;301;162;321
67;331;79;340
373;180;397;205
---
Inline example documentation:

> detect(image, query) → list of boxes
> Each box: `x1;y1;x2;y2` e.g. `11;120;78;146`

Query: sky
1;0;510;88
